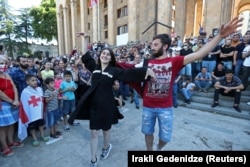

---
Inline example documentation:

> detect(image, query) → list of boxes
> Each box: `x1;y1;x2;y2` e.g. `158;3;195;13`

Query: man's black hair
64;70;72;76
153;34;172;51
16;55;27;62
225;69;233;74
25;74;37;81
45;77;54;85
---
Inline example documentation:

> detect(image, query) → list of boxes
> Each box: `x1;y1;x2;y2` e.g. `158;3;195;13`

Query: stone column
185;0;195;37
108;0;116;45
175;0;187;40
203;0;223;35
92;5;98;42
128;0;138;43
194;0;203;36
57;11;65;55
157;0;172;34
220;0;233;25
70;0;77;49
80;0;88;53
63;7;71;55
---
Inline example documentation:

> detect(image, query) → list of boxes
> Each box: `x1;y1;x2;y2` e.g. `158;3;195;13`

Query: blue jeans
192;62;201;78
180;63;192;76
119;81;129;99
222;61;233;70
202;60;216;73
195;80;212;90
133;89;139;107
141;107;173;142
47;109;59;128
172;83;178;106
234;60;244;76
62;99;75;115
181;88;193;100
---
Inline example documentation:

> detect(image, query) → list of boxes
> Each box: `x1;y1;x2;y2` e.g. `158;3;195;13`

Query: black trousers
214;88;241;104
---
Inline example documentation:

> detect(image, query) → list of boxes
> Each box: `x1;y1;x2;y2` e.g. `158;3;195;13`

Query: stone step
191;96;250;110
179;102;250;121
191;92;249;102
193;89;250;96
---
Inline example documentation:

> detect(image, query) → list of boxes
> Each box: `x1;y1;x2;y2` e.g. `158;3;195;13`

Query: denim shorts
47;109;59;128
141;107;173;142
62;99;75;115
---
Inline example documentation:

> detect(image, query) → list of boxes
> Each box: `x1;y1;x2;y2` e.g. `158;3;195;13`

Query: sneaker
89;156;98;167
64;125;70;131
50;133;59;139
185;99;191;104
100;143;112;160
55;131;62;135
233;106;241;113
2;148;14;157
211;103;219;108
156;144;162;151
8;141;24;148
247;102;250;106
40;136;50;142
136;106;140;109
72;121;80;126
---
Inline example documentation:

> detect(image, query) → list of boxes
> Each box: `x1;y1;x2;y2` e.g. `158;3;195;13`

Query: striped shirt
44;89;59;112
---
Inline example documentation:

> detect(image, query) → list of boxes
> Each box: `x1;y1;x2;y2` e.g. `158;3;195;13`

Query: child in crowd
19;74;49;146
59;70;77;131
44;78;62;138
40;61;54;88
54;72;64;121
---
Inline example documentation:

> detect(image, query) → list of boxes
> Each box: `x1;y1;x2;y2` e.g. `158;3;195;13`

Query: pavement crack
199;136;210;148
244;131;250;135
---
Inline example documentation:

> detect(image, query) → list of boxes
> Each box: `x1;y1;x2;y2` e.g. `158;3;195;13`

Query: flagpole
97;0;100;41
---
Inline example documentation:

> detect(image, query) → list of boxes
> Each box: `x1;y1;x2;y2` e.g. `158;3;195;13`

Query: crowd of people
0;16;249;167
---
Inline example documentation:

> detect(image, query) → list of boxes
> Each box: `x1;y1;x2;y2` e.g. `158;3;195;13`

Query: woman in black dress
69;44;156;166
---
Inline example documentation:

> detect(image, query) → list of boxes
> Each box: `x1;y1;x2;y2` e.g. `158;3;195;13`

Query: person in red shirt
141;17;243;151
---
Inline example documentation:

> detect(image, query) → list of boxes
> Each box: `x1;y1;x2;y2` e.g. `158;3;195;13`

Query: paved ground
1;99;250;167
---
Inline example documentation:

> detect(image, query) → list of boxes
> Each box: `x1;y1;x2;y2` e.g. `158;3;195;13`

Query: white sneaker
247;102;250;106
100;143;112;160
89;156;98;167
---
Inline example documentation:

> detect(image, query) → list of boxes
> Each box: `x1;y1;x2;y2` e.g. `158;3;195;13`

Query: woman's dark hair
97;48;116;67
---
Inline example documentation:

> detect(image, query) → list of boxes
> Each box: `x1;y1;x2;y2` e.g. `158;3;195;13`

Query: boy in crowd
44;78;62;138
59;70;77;131
19;75;49;146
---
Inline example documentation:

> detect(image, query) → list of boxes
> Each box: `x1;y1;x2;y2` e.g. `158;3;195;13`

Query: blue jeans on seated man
181;88;193;103
195;80;212;91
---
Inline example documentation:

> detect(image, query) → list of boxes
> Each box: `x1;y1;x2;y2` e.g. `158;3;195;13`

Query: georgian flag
18;86;44;141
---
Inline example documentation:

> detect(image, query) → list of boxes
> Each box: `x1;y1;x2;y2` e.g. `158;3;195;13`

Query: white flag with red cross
18;86;44;141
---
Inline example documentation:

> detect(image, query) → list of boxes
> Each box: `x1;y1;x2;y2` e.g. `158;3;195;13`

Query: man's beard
152;46;164;58
20;64;28;69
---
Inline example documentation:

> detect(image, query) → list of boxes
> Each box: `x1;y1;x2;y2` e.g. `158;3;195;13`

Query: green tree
0;0;16;58
30;0;57;42
14;8;33;54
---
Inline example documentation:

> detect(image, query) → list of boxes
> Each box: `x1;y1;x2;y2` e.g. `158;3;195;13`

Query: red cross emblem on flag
28;96;41;107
